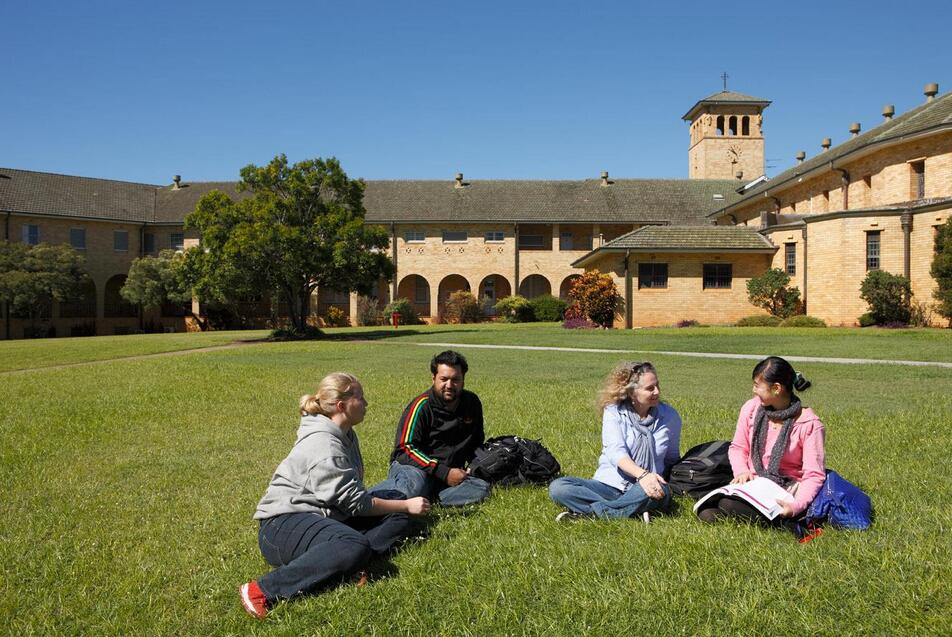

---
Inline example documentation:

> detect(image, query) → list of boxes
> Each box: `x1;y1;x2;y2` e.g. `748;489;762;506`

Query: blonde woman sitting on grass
239;373;430;619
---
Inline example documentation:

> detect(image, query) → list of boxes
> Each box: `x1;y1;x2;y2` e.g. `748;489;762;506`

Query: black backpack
469;436;561;486
668;440;733;499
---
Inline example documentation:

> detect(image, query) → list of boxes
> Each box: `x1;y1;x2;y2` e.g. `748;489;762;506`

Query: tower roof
682;90;772;121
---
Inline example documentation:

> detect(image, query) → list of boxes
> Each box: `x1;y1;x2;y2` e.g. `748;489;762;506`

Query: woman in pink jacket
697;356;825;525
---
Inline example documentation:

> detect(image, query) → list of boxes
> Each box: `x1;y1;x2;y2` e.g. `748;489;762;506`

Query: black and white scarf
751;397;801;487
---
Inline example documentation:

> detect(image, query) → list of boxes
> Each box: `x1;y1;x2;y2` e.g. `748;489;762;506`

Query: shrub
443;290;482;324
676;319;700;328
356;296;384;326
494;295;534;322
529;294;568;322
909;300;935;328
858;312;877;327
562;316;598;329
930;216;952;324
860;270;912;325
735;314;781;327
568;270;622;328
383;298;422;325
746;268;801;318
322;305;350;327
779;315;827;328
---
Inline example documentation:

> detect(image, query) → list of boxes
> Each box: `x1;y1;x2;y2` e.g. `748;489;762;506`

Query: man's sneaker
555;511;592;522
239;580;268;619
642;511;652;524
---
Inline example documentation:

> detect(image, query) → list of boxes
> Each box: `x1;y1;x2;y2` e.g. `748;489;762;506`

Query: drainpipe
833;165;850;210
901;212;913;280
800;224;809;315
513;223;520;296
624;249;632;329
390;222;398;301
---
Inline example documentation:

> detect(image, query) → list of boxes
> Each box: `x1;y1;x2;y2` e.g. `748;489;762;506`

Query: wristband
636;470;649;481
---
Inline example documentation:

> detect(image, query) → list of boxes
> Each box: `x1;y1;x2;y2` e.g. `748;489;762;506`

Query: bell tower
682;87;770;180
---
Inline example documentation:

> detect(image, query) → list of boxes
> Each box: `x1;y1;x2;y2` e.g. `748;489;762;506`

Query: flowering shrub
443;290;482;324
567;270;621;328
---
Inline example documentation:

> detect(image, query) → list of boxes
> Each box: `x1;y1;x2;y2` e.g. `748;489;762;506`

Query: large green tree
184;155;394;332
0;241;88;330
120;249;191;310
746;268;801;318
931;217;952;325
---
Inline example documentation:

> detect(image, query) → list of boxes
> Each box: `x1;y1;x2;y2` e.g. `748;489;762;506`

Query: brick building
2;83;950;338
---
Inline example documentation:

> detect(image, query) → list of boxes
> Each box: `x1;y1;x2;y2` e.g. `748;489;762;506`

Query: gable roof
572;224;776;267
682;90;772;121
361;178;742;225
0;167;158;223
153;182;247;223
712;90;952;218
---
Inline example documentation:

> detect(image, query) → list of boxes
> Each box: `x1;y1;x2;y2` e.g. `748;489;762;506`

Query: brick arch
104;274;137;318
518;274;551;298
478;274;512;315
437;274;471;317
559;274;581;301
59;278;97;318
397;274;432;318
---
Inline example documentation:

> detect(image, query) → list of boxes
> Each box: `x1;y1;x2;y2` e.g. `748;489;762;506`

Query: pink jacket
729;397;826;515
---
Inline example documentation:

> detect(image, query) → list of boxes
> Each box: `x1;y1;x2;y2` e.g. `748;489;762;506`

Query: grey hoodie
254;414;374;521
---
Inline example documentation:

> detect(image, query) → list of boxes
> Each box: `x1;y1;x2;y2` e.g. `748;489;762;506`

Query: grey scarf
751;397;801;487
620;401;658;476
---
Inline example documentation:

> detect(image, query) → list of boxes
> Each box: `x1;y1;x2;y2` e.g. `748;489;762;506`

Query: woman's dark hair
752;356;811;393
430;350;469;376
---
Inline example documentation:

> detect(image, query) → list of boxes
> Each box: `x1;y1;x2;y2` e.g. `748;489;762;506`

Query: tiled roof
361;178;743;224
682;90;771;120
572;225;775;267
153;182;247;223
0;167;158;222
714;91;952;216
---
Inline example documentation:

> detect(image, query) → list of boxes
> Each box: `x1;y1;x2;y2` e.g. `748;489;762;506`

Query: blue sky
2;1;950;185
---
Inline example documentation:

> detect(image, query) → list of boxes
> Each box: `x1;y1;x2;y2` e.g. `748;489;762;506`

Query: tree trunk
289;287;311;331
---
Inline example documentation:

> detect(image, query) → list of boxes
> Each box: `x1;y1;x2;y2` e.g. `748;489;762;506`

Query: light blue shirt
592;401;682;491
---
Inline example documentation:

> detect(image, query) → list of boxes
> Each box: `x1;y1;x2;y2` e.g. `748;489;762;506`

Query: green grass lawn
2;329;951;635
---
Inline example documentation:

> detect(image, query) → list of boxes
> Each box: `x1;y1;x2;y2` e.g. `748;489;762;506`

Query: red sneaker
239;580;269;619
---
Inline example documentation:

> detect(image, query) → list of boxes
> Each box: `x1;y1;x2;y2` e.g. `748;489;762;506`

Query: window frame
404;230;425;243
441;230;468;243
785;243;796;276
637;262;669;289
866;231;881;271
22;224;40;245
143;233;156;254
113;230;129;252
484;231;505;243
518;234;544;249
69;227;87;250
170;232;185;251
702;263;732;289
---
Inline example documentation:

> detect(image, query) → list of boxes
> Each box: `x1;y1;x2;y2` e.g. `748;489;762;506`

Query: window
22;224;39;245
113;230;129;252
703;263;732;289
442;230;467;243
638;263;668;289
414;277;429;304
518;234;544;249
170;232;185;251
559;232;574;250
143;233;156;254
404;230;425;243
911;161;925;199
866;231;881;271
70;228;86;250
785;243;796;275
484;231;504;242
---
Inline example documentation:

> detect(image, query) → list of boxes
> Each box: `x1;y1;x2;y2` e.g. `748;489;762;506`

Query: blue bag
805;470;873;530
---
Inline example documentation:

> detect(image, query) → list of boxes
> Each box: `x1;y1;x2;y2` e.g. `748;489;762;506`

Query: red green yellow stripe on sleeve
399;395;435;468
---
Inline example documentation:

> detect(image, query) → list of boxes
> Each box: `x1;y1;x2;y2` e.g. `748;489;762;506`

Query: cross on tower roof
721;72;729;91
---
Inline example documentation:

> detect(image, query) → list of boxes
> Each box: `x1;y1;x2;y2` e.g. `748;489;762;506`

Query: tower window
742;116;750;136
728;116;737;136
911;160;925;199
716;116;725;136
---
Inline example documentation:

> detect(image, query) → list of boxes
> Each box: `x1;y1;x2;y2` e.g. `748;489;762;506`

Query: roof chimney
454;172;464;188
795;151;806;164
924;83;939;102
821;138;832;151
849;122;861;137
600;170;609;186
172;175;181;189
882;105;895;121
735;169;744;180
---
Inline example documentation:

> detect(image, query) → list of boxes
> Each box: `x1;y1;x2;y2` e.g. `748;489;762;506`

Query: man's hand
446;468;467;487
405;497;431;516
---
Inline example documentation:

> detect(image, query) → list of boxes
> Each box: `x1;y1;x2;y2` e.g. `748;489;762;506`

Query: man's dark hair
430;350;468;376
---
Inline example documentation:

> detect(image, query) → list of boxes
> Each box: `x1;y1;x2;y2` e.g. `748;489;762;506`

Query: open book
693;477;794;520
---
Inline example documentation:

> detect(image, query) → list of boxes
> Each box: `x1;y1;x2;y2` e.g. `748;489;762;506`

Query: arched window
741;115;750;136
104;275;137;317
716;116;725;136
728;116;738;136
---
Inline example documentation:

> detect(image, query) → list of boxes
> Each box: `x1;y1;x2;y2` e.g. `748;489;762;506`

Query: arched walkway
479;274;511;315
59;278;97;318
397;274;431;317
559;274;581;301
438;274;471;318
518;274;551;299
104;275;137;318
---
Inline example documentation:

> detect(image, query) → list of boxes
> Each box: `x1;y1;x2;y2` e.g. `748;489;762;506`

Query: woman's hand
405;497;431;516
731;471;754;484
639;473;667;500
775;499;795;518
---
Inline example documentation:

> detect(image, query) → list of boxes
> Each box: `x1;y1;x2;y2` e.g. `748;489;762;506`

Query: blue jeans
370;461;491;507
548;476;671;519
256;511;412;602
